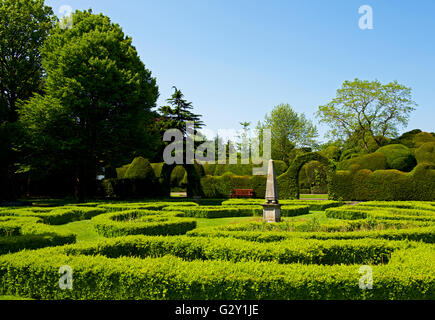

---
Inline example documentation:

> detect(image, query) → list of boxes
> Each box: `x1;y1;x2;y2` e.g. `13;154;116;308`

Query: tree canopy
18;9;159;201
317;79;417;151
258;104;318;163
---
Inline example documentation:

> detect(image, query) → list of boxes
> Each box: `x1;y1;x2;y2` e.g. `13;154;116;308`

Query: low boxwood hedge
91;210;197;237
0;240;432;300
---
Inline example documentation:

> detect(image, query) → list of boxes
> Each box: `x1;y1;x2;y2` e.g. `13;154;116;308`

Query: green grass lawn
50;220;104;242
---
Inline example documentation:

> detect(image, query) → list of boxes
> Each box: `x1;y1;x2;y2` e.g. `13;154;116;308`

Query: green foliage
337;153;387;171
415;142;435;164
151;163;164;178
318;145;341;161
278;152;331;199
91;210;196;237
170;165;187;188
258;104;318;162
222;199;343;211
317;79;417;151
376;144;416;172
18;10;159;200
1;235;433;299
330;163;435;201
123;157;156;180
201;172;264;198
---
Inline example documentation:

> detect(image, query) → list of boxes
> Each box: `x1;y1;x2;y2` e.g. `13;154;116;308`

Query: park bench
230;189;255;199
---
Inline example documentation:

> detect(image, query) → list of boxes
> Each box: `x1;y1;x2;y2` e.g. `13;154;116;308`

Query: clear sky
46;0;434;141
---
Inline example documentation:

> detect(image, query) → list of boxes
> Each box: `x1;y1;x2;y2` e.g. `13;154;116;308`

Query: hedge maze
0;200;434;300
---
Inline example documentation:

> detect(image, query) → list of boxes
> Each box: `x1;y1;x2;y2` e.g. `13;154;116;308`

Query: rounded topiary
375;144;416;172
415;142;435;164
170;165;187;188
319;145;341;161
337;152;387;172
123;157;156;180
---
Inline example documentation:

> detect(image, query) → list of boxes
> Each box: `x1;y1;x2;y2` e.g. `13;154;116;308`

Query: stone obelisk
262;159;281;223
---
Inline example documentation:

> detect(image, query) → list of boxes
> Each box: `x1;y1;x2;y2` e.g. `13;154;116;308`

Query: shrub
123;157;156;180
150;162;164;178
337;153;387;171
170;165;187;188
329;163;435;201
200;173;266;198
278;152;331;199
0;239;433;299
415;142;435;164
375;144;416;172
91;210;196;237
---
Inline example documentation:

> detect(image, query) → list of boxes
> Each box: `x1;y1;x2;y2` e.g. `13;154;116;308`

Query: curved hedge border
162;205;310;218
0;207;107;225
0;216;76;255
91;210;196;237
222;199;343;211
186;226;435;243
0;239;433;300
64;235;401;265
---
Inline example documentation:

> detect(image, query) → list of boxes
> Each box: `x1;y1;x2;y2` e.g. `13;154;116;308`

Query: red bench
230;189;255;198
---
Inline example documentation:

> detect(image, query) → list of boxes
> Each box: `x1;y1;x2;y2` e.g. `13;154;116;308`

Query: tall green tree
0;0;54;199
158;87;204;136
18;10;159;201
259;104;318;163
317;79;417;151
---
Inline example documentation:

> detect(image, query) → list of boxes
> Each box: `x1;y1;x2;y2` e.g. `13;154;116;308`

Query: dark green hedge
201;173;266;198
277;152;332;199
329;163;435;201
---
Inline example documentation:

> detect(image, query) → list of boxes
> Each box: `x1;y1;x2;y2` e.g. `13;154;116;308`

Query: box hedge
0;240;433;300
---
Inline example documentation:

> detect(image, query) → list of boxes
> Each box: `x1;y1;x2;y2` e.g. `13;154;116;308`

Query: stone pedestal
262;159;282;223
262;203;281;223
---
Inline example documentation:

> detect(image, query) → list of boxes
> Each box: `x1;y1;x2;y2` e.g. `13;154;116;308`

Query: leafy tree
0;0;54;123
259;104;318;163
0;0;54;199
158;87;204;136
18;10;159;201
317;79;417;151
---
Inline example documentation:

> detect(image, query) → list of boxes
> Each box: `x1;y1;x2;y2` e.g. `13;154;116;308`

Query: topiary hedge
200;172;266;198
277;152;332;199
375;144;417;172
415;142;435;164
329;163;435;201
0;237;433;299
91;210;197;237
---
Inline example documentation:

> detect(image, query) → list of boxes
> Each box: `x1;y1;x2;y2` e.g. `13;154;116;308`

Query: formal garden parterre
0;200;434;300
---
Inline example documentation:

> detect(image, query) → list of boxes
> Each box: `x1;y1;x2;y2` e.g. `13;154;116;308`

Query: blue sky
46;0;434;141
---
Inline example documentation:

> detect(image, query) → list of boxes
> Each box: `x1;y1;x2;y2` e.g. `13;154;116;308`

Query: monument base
262;203;281;223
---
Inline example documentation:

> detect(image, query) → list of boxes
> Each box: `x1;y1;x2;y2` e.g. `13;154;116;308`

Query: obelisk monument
262;159;281;222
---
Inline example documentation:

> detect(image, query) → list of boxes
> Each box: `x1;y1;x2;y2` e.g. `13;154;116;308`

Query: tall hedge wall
201;173;267;198
329;163;435;201
277;152;331;199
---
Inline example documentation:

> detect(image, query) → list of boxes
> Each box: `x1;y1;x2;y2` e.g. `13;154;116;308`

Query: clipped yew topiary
337;152;387;172
278;152;331;199
375;144;416;172
415;142;435;164
124;157;156;180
